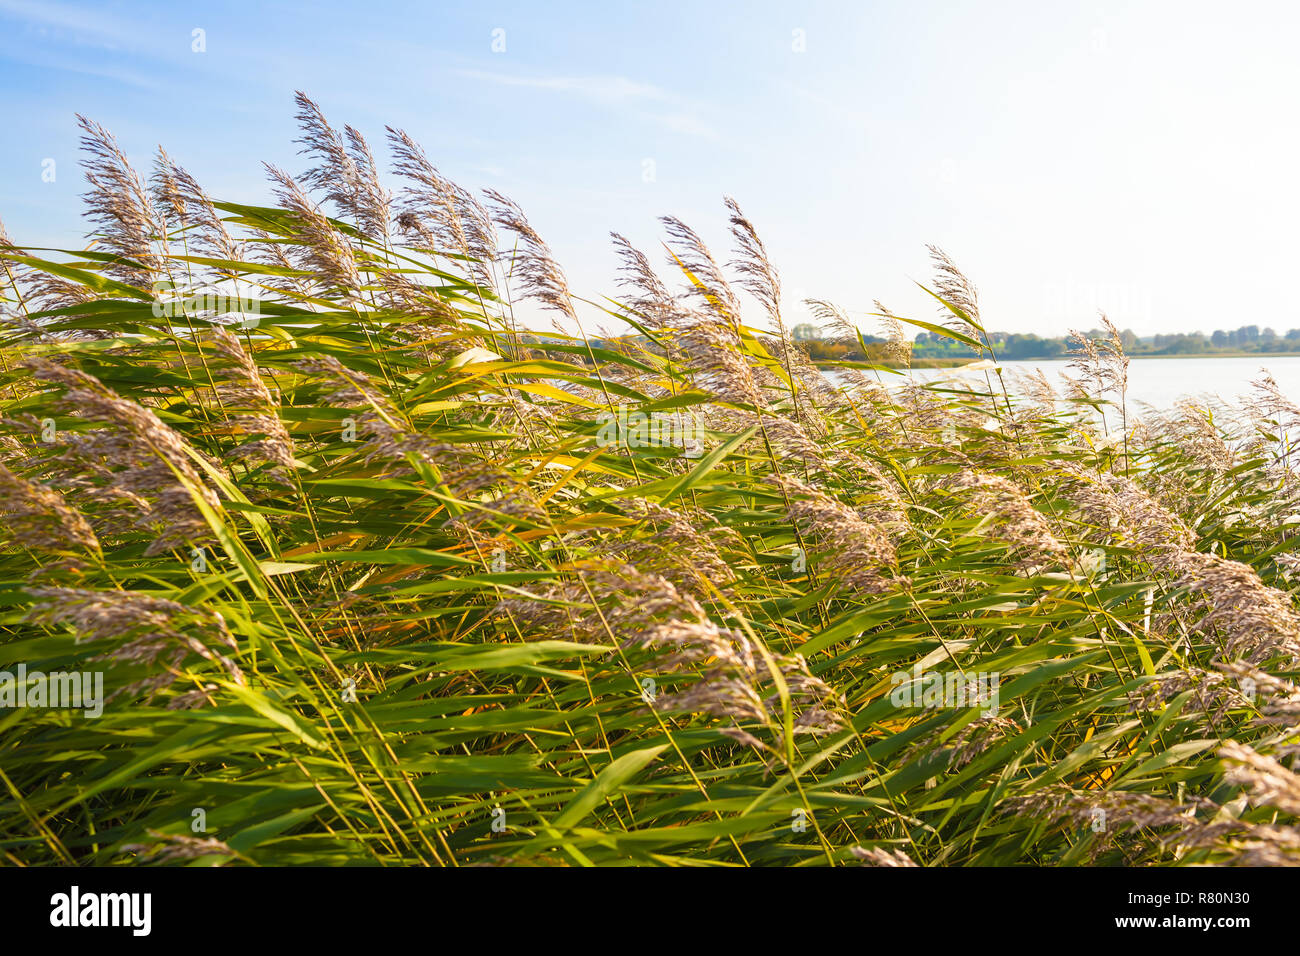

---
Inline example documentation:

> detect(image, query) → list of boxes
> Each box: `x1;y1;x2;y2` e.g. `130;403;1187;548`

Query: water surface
902;355;1300;411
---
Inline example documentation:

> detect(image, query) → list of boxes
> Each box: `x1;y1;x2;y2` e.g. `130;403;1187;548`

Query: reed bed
1;96;1299;866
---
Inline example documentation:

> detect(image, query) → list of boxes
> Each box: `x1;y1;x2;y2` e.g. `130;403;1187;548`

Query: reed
1;98;1299;866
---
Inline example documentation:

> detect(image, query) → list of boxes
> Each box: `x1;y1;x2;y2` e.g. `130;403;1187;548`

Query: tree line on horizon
790;323;1300;362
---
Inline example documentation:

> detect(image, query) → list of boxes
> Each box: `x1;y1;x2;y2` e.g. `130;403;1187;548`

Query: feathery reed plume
801;297;899;386
762;414;831;470
388;127;466;253
498;562;766;717
25;587;244;698
894;380;956;433
769;652;847;737
0;460;100;557
1251;369;1300;430
15;97;1300;867
655;673;768;726
1128;667;1253;720
1065;315;1130;430
264;164;363;301
769;336;847;411
149;147;185;228
1216;661;1300;735
246;226;310;298
872;300;913;366
1097;313;1130;404
926;244;982;341
944;471;1066;570
1063;466;1196;557
295;355;432;465
458;191;500;285
485;189;577;327
828;452;910;527
167;683;220;711
851;847;918;866
150;150;245;267
499;562;710;643
299;356;540;523
1168;550;1300;663
771;473;901;595
1008;785;1214;849
630;615;756;676
1068;467;1300;661
440;460;545;530
1210;824;1300;866
1249;369;1300;479
724;197;781;329
77;115;164;286
660;215;741;325
803;297;853;337
751;326;834;398
0;212;18;310
1064;329;1105;400
610;232;676;324
679;320;766;408
121;832;240;865
292;92;391;241
1014;368;1058;414
653;649;844;746
945;714;1021;768
374;266;456;319
1221;741;1300;816
387;126;498;288
342;124;392;241
1070;455;1300;660
497;561;842;745
293;91;359;198
23;359;221;556
208;327;295;473
611;498;740;595
1149;398;1236;475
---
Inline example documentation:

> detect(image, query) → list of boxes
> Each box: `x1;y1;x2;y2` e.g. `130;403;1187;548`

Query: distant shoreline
901;351;1300;369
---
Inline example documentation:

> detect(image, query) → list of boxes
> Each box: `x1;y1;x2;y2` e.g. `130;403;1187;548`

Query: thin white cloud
456;68;666;105
652;111;716;139
0;48;160;89
0;0;140;49
456;67;718;140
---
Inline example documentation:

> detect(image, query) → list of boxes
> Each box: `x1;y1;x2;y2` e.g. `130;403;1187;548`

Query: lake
899;355;1300;412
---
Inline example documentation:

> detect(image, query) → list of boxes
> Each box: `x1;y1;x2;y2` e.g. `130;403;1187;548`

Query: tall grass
1;96;1299;866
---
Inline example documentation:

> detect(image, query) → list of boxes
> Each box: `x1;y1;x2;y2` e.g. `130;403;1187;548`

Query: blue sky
2;0;1299;337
